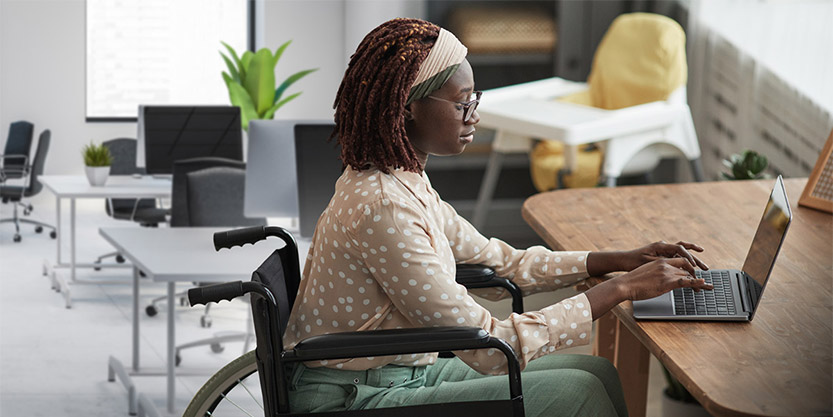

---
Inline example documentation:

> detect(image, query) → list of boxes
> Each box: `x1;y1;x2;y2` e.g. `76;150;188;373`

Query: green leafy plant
82;141;113;167
220;41;317;130
722;150;769;180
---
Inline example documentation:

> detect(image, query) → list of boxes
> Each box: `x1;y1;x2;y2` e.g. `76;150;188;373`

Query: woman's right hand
585;258;713;320
615;258;713;301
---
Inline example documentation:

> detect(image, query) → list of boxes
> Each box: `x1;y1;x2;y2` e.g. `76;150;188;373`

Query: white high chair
471;13;704;229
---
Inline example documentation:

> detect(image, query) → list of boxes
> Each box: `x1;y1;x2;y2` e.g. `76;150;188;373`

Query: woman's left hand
621;241;709;272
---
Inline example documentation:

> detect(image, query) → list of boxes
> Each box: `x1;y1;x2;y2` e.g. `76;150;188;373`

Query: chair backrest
587;13;687;110
170;157;246;227
185;166;266;227
3;121;34;179
102;138;156;216
24;130;50;196
249;230;301;416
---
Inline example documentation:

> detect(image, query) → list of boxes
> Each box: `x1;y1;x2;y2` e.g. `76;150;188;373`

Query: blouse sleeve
348;197;593;375
438;198;590;301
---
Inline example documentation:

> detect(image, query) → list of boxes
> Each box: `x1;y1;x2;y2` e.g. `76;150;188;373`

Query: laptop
633;175;792;321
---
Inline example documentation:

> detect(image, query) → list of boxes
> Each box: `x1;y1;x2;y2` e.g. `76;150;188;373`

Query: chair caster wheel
139;270;146;278
35;226;43;233
210;343;224;353
13;235;21;243
201;316;212;328
49;230;56;239
175;354;181;367
116;254;125;263
146;305;158;317
94;260;101;271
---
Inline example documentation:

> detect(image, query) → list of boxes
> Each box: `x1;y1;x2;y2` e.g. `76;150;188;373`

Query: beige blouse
284;166;593;375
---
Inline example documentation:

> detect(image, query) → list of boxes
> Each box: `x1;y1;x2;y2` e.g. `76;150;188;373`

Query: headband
406;28;468;105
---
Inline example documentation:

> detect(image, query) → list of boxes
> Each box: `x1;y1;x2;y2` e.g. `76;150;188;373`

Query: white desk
100;227;278;415
39;175;171;308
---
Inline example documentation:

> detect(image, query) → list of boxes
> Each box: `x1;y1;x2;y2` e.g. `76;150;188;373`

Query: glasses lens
464;93;481;122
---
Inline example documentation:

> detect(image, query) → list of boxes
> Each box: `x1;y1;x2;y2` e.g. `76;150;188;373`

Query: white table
39;175;172;308
100;227;279;415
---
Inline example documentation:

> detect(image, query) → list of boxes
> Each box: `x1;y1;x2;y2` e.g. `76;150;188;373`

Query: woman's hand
586;241;708;276
620;241;709;272
584;258;713;319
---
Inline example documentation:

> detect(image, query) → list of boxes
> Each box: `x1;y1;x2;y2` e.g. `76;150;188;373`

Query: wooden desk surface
522;179;832;417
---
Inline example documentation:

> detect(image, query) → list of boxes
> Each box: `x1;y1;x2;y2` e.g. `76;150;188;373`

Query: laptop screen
741;176;792;315
294;124;341;238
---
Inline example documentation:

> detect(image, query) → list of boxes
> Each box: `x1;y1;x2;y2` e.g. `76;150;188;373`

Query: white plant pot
661;391;712;417
85;166;110;186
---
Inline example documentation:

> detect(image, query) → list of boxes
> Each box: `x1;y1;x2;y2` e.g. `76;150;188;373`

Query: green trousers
288;354;628;417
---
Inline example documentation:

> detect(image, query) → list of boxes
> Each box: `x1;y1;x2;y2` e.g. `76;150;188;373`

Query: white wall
0;0;136;175
0;0;425;174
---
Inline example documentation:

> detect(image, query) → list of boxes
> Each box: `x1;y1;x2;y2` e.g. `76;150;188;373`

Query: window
86;0;250;121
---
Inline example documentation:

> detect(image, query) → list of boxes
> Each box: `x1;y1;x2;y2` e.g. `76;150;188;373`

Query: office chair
0;130;56;242
1;121;34;182
146;157;247;319
473;13;704;228
185;225;524;416
94;138;168;268
173;166;266;364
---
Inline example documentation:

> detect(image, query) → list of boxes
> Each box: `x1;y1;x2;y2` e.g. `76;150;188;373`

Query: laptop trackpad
633;292;675;318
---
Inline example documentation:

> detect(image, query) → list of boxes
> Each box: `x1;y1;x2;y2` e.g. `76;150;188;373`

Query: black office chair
94;138;168;268
0;130;56;242
145;157;247;319
186;225;524;417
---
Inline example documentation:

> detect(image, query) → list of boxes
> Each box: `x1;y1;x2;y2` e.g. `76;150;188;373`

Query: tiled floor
0;192;668;416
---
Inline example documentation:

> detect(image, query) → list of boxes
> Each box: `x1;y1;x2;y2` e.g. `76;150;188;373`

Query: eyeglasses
427;90;482;122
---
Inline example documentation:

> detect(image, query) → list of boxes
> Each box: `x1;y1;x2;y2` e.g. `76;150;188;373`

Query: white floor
0;192;667;416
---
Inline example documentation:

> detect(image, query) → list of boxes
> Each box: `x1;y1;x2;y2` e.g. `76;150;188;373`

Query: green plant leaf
263;92;302;120
227;82;258;131
221;41;245;81
82;141;113;167
241;50;254;73
274;68;317;103
220;52;240;83
272;40;292;69
244;48;276;116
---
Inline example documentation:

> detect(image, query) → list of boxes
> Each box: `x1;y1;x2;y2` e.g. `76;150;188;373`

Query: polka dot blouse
284;166;593;375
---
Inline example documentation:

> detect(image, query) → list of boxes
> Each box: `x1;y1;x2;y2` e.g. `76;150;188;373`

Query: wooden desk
522;179;832;417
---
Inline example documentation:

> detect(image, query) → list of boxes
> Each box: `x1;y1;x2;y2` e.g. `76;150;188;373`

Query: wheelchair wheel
183;350;262;417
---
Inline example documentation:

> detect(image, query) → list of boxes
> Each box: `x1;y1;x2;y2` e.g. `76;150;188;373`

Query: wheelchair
183;225;525;416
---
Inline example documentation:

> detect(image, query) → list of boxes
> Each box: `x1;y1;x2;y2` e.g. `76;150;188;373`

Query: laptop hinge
737;272;752;313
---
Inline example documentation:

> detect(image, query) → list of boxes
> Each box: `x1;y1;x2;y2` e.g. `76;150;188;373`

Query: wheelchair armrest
289;326;491;361
287;327;522;400
455;264;497;285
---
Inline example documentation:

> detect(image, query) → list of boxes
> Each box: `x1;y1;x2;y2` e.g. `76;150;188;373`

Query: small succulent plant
82;142;113;167
722;150;769;180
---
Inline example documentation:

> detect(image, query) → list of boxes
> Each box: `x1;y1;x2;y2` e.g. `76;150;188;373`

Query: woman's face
406;59;480;167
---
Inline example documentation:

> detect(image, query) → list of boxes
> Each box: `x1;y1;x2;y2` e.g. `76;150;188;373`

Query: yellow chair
530;12;689;191
472;13;703;227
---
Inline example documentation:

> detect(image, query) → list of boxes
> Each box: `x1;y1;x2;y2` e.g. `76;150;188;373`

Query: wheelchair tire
182;350;261;417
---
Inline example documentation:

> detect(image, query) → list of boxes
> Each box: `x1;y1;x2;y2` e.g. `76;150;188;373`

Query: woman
283;17;712;416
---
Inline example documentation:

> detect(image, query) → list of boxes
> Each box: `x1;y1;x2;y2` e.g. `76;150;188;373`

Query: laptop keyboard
673;270;736;316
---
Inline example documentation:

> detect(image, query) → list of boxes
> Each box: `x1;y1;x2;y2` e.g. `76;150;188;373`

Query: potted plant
220;41;317;130
722;149;769;180
82;141;112;186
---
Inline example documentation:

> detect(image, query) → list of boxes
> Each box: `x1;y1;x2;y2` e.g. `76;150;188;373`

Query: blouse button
353;378;360;384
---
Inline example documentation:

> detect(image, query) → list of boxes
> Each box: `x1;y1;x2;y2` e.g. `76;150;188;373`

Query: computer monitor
244;120;341;239
138;105;243;174
295;124;342;238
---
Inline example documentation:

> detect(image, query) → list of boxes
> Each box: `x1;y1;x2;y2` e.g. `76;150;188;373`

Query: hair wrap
406;28;468;105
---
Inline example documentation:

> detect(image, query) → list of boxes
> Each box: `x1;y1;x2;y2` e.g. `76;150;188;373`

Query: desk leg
70;198;76;283
167;282;175;414
132;267;140;371
593;311;617;363
55;196;62;265
613;318;649;417
472;150;504;230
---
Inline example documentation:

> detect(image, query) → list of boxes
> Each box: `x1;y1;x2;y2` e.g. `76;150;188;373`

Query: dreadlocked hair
334;18;439;174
